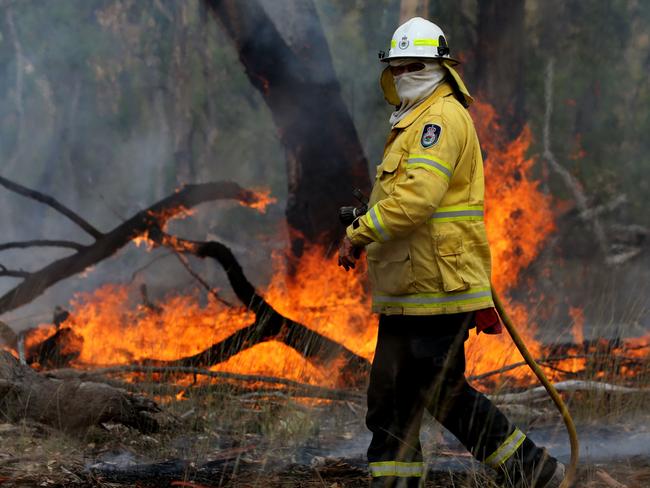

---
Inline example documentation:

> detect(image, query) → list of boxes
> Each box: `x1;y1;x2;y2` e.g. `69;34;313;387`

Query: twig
542;58;609;257
0;240;84;252
595;470;629;488
0;175;102;239
172;251;234;308
48;365;364;402
468;354;591;382
0;265;29;279
127;251;174;283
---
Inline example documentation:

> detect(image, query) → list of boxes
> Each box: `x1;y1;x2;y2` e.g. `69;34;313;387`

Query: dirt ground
1;384;649;488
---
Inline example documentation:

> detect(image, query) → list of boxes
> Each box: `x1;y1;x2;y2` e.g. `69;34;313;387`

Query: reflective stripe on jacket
346;81;494;315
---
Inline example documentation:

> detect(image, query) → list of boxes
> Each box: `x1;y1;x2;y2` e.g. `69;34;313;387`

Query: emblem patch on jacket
421;123;442;148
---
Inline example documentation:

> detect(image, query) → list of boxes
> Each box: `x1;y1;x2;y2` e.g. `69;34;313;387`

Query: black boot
370;476;422;488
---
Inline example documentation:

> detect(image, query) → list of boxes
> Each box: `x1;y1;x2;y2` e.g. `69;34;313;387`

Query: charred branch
172;251;234;308
0;175;102;239
47;365;364;403
0;240;85;252
0;264;29;279
0;181;261;315
151;235;370;385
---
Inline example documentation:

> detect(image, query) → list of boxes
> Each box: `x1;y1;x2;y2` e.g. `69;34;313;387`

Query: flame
24;108;602;389
569;307;585;345
244;188;276;213
133;187;274;249
460;102;557;384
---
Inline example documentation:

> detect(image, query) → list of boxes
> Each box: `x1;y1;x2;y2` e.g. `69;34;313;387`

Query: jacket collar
393;82;455;130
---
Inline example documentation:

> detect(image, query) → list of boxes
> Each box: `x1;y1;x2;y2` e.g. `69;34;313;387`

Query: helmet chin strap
388;60;446;127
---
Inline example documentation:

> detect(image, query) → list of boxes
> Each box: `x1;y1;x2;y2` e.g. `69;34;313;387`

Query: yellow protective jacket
346;81;494;315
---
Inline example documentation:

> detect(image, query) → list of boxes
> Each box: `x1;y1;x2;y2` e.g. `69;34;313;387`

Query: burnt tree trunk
0;351;159;434
474;0;526;138
203;0;370;254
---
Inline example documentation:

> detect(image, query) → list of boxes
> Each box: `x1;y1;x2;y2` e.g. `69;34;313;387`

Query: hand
338;236;360;271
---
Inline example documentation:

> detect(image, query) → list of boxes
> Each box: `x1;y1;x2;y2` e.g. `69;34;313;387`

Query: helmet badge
398;35;409;50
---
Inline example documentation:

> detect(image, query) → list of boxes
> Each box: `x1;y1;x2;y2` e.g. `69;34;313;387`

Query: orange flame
24;109;581;388
244;188;276;213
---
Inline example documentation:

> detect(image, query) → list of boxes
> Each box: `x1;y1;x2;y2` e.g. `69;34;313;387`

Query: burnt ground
1;384;650;487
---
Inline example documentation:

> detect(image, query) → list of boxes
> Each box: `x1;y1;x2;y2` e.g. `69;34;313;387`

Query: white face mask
389;59;446;127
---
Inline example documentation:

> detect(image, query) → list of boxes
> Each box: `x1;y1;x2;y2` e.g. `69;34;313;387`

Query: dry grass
2;362;650;487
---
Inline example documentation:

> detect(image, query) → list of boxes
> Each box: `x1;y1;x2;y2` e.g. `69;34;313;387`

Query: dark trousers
367;313;556;487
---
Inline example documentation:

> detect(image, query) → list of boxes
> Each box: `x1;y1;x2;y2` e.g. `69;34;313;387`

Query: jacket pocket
434;233;470;292
376;153;402;196
367;240;416;296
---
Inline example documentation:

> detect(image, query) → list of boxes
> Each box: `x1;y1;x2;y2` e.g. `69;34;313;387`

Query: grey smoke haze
0;1;648;338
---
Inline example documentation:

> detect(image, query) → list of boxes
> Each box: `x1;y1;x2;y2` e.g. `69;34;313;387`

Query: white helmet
379;17;458;65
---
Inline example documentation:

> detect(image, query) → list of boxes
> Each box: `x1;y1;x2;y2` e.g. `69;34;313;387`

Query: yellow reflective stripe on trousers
374;287;492;308
484;428;526;468
407;154;452;181
431;204;484;222
413;38;440;46
367;205;390;242
369;461;424;477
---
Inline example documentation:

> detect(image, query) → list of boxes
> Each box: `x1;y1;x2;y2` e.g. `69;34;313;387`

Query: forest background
0;0;648;339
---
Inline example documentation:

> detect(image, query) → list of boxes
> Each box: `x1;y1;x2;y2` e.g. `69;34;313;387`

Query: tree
473;0;527;138
203;0;371;255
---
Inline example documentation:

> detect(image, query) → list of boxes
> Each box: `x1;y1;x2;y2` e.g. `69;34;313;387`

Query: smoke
0;1;290;331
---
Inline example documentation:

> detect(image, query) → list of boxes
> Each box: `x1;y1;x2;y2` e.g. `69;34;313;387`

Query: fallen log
0;351;160;434
47;365;365;402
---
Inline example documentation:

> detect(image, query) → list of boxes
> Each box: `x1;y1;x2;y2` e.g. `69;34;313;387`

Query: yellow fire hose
492;290;579;488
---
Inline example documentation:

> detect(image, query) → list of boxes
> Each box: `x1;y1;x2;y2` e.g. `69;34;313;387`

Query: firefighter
338;17;565;488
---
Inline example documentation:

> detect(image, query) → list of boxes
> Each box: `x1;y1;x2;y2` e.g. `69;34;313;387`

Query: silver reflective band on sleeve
484;428;526;468
368;206;390;242
431;205;484;222
407;157;452;179
374;288;492;307
369;461;424;477
434;210;483;219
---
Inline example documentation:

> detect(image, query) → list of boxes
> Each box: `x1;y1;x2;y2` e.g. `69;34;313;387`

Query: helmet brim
380;54;460;66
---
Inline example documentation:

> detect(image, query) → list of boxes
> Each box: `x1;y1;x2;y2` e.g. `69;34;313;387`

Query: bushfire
19;103;631;390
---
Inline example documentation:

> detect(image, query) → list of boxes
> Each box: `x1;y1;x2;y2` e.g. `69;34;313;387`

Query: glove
338;205;367;226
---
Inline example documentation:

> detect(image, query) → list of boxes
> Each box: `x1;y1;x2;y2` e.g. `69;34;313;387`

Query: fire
244;188;277;213
568;307;585;345
22;107;584;389
25;249;370;388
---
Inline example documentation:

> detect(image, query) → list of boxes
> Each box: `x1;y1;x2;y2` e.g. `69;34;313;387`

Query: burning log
151;236;371;386
0;175;369;381
0;350;159;434
25;326;83;369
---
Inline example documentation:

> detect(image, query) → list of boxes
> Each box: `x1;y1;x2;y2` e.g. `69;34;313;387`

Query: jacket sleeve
347;113;462;246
